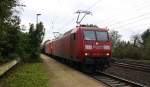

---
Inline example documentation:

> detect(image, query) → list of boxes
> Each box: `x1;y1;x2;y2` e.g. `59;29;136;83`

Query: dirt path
41;54;106;87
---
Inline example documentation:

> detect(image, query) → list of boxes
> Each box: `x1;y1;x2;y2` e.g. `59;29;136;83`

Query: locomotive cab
83;30;111;58
77;25;112;70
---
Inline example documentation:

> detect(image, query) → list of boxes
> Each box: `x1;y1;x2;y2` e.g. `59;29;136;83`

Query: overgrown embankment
0;62;50;87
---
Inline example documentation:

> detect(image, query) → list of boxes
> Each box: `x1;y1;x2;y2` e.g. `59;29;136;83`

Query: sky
19;0;150;42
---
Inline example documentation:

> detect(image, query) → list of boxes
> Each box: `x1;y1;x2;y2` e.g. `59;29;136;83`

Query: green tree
0;0;18;22
141;29;150;46
17;32;30;61
109;30;121;48
131;34;142;47
0;0;21;62
0;0;46;63
28;22;45;62
140;29;150;59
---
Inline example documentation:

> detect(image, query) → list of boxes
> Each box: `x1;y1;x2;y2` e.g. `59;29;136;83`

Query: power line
92;0;150;28
87;0;103;10
110;15;150;29
104;6;150;25
61;0;103;26
56;17;76;30
98;8;149;28
108;11;150;27
54;0;103;31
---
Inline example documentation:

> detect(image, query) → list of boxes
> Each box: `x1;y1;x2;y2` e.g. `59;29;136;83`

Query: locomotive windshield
96;31;108;41
84;31;108;41
84;31;96;40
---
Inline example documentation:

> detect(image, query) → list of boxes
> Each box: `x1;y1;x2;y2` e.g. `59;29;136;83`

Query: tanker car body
46;25;112;71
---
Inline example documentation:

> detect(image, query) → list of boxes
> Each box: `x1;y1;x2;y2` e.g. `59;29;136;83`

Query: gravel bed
105;64;150;86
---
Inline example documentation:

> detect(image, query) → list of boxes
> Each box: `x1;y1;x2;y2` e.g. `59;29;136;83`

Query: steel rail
112;59;150;67
92;71;147;87
112;62;150;73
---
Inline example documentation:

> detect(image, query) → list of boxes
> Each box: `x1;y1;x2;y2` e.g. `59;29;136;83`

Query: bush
113;42;147;60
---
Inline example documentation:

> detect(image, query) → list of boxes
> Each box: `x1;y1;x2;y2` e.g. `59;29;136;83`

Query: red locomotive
43;40;52;55
44;24;112;71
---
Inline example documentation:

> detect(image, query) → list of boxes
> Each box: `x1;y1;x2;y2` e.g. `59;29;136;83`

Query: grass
0;62;50;87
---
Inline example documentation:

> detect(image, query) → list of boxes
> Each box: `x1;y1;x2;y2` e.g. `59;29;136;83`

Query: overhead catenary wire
94;9;150;31
54;0;150;35
49;0;76;38
86;0;103;11
87;0;150;40
110;17;150;29
96;4;150;26
56;0;103;30
108;12;150;29
92;0;150;28
56;17;76;30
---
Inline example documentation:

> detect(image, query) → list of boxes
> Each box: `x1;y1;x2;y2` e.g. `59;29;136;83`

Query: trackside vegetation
0;63;50;87
0;1;48;86
110;29;150;61
0;0;45;63
18;23;45;62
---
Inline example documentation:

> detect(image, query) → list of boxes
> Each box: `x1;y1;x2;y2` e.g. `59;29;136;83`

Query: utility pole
75;10;92;25
51;20;54;30
36;13;41;24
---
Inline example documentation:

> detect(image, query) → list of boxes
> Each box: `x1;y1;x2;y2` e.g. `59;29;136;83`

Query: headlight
106;53;110;56
104;45;110;50
84;53;89;56
85;45;92;50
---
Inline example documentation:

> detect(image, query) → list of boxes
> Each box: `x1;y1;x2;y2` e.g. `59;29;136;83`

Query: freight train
43;24;112;71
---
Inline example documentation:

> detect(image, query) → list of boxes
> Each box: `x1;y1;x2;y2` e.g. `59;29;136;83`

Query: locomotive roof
53;26;108;40
63;26;108;36
79;26;108;31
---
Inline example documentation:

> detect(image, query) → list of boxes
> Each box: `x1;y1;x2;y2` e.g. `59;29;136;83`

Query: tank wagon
45;25;112;71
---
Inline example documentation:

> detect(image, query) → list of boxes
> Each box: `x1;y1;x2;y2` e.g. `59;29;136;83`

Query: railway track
112;59;150;68
49;55;149;86
112;59;150;65
112;61;150;73
92;72;146;87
